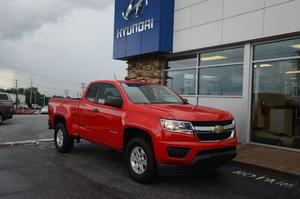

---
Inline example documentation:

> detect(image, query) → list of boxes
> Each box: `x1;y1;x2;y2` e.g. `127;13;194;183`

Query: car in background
32;104;41;110
40;106;48;114
0;92;14;124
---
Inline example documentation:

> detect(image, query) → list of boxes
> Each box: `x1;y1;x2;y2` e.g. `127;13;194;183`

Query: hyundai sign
113;0;174;60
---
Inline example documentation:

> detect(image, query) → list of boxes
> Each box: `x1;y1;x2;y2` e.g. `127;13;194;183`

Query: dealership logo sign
122;0;148;20
116;0;154;39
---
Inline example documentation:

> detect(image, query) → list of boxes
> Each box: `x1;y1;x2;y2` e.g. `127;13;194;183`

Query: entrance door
251;39;300;150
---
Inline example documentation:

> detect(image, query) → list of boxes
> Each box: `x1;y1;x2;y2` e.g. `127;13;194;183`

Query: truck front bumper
157;146;236;176
154;133;238;176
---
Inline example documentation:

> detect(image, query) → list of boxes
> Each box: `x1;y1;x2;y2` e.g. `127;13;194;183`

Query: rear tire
125;137;156;184
54;123;74;153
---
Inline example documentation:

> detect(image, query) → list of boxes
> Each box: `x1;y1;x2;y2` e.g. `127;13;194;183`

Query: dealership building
113;0;300;151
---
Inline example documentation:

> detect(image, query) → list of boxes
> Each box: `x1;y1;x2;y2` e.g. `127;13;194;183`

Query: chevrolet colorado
48;80;237;183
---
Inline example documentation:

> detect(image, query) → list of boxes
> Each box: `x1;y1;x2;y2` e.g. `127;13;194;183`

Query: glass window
167;55;197;69
251;59;300;149
165;69;196;95
121;83;185;104
98;84;121;104
0;94;9;100
85;84;101;103
199;65;243;96
254;38;300;60
200;48;244;66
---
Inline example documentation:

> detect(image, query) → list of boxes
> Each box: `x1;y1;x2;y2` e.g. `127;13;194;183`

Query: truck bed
48;98;81;133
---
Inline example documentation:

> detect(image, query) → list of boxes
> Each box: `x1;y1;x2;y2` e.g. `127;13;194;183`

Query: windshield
121;83;186;104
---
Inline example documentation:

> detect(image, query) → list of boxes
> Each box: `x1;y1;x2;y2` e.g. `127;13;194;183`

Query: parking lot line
0;138;53;147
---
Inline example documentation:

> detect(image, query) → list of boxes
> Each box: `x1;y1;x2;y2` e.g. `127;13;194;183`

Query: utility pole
43;95;46;107
80;83;86;96
15;79;19;110
64;89;69;98
34;91;37;105
30;78;33;105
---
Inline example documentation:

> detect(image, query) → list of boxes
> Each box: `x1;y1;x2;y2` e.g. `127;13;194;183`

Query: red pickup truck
48;80;237;183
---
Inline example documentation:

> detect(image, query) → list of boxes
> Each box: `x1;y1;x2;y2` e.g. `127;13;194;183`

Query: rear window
0;94;9;100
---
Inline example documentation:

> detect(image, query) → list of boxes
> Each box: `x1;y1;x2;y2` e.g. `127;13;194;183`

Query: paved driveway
0;115;52;143
0;115;299;199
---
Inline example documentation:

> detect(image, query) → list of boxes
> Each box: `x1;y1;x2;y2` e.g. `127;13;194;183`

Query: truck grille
196;131;233;142
191;120;232;127
193;120;234;142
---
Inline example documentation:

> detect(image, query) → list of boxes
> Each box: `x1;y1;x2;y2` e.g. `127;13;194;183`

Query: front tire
125;138;156;184
54;123;74;153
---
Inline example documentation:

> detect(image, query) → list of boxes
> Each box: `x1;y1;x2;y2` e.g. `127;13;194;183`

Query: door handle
92;109;100;113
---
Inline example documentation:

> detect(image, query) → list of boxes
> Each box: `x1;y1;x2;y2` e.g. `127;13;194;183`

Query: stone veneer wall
125;56;167;84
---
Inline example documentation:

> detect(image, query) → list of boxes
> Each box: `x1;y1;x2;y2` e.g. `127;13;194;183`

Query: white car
40;106;48;114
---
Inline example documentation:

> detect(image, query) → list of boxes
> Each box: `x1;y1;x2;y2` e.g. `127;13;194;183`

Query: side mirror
105;96;123;108
183;98;189;104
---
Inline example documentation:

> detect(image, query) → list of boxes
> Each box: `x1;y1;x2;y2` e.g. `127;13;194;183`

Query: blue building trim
113;0;174;60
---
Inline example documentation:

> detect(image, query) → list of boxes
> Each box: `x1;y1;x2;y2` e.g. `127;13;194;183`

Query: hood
140;104;232;122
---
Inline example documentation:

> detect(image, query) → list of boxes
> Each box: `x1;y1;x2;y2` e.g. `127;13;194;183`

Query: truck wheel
54;123;74;153
125;138;156;184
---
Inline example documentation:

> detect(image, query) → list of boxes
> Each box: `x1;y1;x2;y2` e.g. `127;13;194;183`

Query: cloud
0;0;113;40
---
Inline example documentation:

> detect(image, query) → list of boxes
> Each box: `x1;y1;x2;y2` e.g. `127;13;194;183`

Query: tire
125;137;156;184
54;123;74;153
0;114;3;125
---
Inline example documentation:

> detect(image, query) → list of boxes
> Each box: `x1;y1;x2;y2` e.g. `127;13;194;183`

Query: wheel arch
123;127;154;149
54;115;66;128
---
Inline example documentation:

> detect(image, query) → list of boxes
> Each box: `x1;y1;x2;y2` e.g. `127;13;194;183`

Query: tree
0;87;51;108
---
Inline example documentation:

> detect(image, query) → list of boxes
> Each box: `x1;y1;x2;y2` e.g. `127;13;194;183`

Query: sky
0;0;126;97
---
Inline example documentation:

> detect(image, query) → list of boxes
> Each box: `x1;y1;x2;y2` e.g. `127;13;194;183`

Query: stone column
125;56;167;84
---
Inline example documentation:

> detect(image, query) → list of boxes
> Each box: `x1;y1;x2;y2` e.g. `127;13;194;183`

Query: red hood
140;104;232;122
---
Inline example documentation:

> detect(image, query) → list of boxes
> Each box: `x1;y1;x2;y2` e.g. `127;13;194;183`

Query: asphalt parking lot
0;115;299;199
0;115;51;143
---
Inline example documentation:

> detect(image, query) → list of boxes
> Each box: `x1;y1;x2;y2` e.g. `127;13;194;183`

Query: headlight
160;119;194;135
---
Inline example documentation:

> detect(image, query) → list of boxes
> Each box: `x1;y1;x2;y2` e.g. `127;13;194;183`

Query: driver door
94;83;124;147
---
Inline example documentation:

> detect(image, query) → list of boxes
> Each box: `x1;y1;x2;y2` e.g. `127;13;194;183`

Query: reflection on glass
167;55;197;69
166;69;196;95
200;48;244;66
254;38;300;60
199;65;243;96
251;60;300;149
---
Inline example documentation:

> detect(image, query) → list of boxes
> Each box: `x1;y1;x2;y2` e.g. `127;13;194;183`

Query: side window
85;84;101;103
0;94;9;100
97;84;121;105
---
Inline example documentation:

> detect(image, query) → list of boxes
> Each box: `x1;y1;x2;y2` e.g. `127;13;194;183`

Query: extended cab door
78;83;103;141
94;83;124;148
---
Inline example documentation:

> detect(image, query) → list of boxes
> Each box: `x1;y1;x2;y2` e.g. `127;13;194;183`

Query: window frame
165;68;198;96
165;46;245;97
250;36;300;151
97;83;123;107
85;83;103;104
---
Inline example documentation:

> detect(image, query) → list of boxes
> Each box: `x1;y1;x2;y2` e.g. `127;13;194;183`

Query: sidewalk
233;144;300;176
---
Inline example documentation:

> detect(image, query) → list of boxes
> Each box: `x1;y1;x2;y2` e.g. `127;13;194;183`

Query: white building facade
114;0;300;151
167;0;300;150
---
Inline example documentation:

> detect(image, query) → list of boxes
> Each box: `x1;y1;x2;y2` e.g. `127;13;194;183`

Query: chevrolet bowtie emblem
122;0;148;21
213;125;225;133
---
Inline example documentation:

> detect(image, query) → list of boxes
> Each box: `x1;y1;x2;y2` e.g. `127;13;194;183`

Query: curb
0;139;53;147
230;159;300;178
